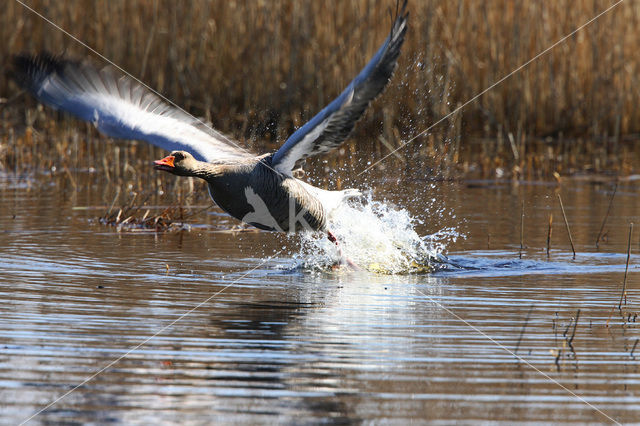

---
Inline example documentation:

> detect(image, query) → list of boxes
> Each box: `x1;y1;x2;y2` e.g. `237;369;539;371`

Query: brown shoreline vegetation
1;0;640;181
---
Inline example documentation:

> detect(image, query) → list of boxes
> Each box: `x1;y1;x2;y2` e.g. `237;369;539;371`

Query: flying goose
11;2;408;260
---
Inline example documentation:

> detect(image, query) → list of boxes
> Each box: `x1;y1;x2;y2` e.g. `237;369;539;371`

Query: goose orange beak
154;155;175;170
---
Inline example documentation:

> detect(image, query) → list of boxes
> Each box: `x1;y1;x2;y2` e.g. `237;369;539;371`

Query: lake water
1;168;639;424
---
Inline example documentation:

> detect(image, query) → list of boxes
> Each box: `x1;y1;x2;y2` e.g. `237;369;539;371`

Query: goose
11;2;408;263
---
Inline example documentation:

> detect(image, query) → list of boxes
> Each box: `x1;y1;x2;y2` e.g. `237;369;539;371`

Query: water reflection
1;173;639;424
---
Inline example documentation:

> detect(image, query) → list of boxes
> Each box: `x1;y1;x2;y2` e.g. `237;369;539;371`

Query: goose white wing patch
273;117;331;174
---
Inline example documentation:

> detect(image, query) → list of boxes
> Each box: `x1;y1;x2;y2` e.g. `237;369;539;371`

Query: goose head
154;150;200;177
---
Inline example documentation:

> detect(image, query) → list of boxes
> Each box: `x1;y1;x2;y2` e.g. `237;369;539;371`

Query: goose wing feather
11;52;251;162
271;0;408;175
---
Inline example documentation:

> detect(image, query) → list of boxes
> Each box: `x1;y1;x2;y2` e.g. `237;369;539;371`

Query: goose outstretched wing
271;0;408;176
11;53;251;162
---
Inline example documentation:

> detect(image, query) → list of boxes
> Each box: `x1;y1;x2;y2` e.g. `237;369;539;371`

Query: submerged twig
618;222;633;310
557;194;576;259
567;309;581;353
596;183;617;249
554;347;562;371
552;312;558;347
631;339;639;358
514;304;534;356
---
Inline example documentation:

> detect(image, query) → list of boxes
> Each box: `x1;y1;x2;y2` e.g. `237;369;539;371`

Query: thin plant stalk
595;183;617;249
618;222;633;310
546;213;553;258
519;200;524;259
557;194;576;259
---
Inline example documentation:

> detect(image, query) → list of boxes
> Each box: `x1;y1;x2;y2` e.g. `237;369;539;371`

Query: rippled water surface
1;172;640;424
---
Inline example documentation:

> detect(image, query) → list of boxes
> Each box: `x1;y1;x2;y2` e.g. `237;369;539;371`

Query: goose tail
296;181;362;215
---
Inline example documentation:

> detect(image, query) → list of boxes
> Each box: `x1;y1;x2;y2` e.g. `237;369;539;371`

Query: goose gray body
176;153;326;232
11;1;408;236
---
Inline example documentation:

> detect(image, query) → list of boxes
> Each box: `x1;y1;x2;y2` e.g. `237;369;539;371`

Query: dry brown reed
557;193;576;258
519;199;524;259
546;213;553;257
595;183;618;249
99;190;212;232
1;0;640;179
618;222;633;310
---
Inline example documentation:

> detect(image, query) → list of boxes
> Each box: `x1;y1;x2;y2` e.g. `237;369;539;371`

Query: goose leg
327;231;360;270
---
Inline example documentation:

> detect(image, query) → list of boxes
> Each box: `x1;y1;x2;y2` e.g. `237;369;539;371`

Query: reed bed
1;0;639;179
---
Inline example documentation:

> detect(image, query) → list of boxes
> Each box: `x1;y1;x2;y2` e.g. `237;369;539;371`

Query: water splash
291;192;461;274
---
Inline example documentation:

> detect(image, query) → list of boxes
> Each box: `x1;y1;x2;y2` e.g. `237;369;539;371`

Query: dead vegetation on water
98;191;196;232
507;186;638;372
1;0;640;180
95;185;260;234
543;302;640;373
